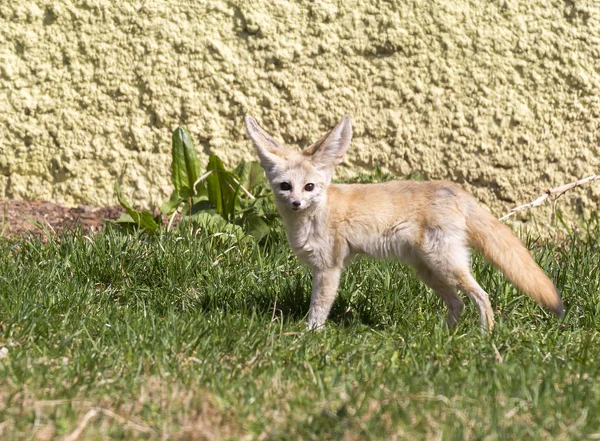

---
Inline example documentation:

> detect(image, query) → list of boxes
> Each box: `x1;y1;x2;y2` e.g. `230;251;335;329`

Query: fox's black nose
292;201;301;208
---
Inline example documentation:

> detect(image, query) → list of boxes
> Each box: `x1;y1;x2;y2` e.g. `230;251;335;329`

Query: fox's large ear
245;116;285;171
307;115;352;169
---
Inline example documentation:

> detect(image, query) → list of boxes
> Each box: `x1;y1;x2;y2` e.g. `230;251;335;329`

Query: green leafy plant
114;182;161;234
115;127;275;240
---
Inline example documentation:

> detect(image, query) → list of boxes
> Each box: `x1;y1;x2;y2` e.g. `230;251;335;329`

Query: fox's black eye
304;183;315;192
280;182;292;191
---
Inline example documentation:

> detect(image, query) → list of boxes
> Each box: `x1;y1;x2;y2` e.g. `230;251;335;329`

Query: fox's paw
307;317;326;332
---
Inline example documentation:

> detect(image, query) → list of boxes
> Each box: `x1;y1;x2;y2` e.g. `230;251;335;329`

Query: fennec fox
245;115;564;331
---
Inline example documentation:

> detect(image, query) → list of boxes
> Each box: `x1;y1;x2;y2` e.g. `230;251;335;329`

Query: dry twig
62;407;154;441
499;174;600;221
63;409;98;441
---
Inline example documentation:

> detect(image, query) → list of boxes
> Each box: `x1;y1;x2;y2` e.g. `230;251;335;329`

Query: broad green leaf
234;162;250;187
232;163;249;211
223;169;240;221
115;213;135;224
243;212;270;241
160;190;183;215
114;182;160;234
193;176;208;199
206;155;239;221
171;127;201;199
206;158;224;215
190;211;228;230
246;161;265;189
190;212;249;243
234;161;265;194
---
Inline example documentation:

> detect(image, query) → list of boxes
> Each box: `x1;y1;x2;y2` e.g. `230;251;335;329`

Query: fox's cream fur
245;115;564;331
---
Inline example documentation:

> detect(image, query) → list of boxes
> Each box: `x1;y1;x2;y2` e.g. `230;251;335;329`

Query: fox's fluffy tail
466;204;564;318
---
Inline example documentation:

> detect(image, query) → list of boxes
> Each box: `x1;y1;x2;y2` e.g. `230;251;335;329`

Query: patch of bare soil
1;200;126;238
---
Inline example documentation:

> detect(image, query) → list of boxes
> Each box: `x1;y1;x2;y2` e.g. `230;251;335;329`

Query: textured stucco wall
1;0;599;227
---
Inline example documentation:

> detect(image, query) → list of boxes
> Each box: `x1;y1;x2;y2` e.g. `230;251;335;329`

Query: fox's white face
245;115;352;213
269;161;328;211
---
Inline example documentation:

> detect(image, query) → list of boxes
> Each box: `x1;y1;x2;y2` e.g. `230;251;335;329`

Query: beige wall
1;0;599;227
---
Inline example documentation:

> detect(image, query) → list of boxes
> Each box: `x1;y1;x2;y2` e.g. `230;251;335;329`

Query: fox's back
326;180;472;262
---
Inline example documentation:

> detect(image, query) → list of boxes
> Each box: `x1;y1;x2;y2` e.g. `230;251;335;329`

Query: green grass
0;219;599;440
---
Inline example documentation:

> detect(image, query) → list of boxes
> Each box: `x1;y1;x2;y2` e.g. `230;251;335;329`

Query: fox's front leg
307;267;342;330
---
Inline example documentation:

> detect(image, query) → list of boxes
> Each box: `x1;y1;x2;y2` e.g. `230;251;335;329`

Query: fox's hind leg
419;227;494;331
454;271;495;331
429;259;494;331
416;264;465;328
422;264;494;331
